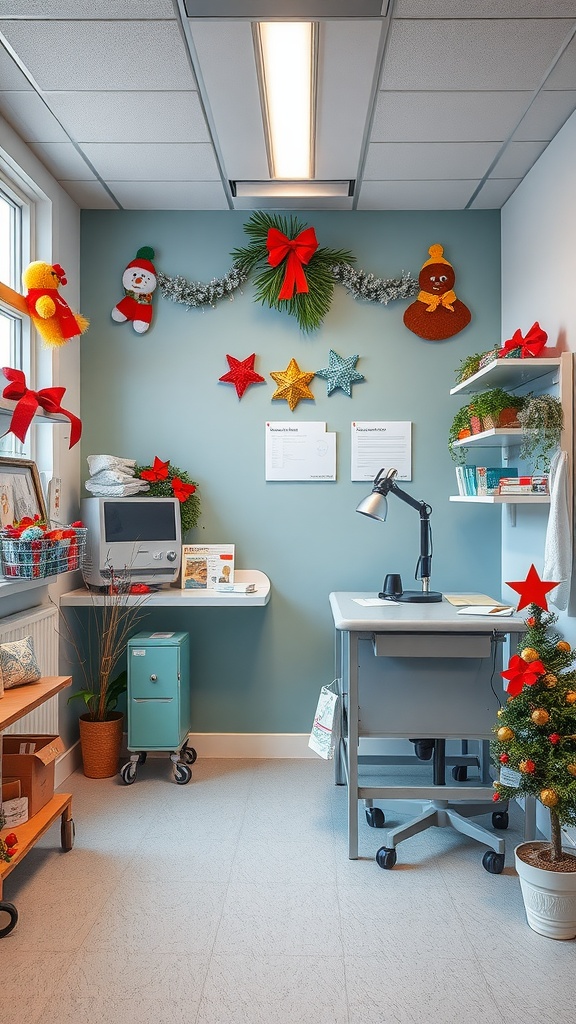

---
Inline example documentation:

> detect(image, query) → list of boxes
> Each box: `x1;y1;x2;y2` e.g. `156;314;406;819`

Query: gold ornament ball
497;708;504;718
521;647;540;663
566;691;576;704
567;764;576;777
544;674;557;689
531;708;550;726
497;726;514;742
540;788;559;807
557;641;571;652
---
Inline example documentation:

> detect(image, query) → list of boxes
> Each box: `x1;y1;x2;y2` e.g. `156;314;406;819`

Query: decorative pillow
0;636;41;689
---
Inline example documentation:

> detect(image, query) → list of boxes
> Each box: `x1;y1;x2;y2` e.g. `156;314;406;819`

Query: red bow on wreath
1;367;82;448
498;322;548;359
501;653;546;697
171;477;196;503
140;456;169;482
266;226;318;300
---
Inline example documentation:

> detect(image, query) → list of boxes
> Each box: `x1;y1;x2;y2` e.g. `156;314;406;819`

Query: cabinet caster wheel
452;766;468;782
137;751;147;764
61;817;75;850
492;811;509;830
0;901;18;938
365;807;385;828
120;762;137;785
482;851;505;874
376;847;397;869
174;763;192;785
181;745;197;765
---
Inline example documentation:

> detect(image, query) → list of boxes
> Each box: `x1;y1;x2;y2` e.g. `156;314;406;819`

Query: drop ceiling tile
0;92;69;142
81;143;220;181
0;21;196;91
0;44;33;89
491;140;549;177
106;180;229;210
468;178;522;209
57;180;119;209
28;142;96;181
381;20;573;91
514;90;576;141
395;1;576;15
371;91;531;143
545;36;576;90
45;91;210;144
357;179;478;210
363;142;499;180
0;1;175;15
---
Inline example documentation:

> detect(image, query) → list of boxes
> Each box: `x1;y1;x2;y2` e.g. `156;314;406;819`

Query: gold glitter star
270;357;315;411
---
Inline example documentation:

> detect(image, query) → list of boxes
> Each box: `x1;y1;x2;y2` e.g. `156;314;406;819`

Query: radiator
1;604;59;734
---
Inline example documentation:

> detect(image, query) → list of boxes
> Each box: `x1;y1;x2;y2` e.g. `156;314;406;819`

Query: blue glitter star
315;349;364;396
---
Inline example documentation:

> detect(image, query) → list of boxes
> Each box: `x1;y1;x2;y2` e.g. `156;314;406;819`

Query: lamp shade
356;491;388;521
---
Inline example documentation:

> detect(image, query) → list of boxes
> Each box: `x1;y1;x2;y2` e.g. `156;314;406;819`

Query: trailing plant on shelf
517;393;564;470
448;403;474;464
454;348;499;384
471;388;525;430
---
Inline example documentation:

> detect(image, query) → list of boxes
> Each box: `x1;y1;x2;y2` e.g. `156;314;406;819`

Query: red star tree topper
506;563;559;612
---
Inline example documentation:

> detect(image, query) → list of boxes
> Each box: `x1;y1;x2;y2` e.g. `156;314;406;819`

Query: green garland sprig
157;265;247;309
331;263;418;305
135;462;201;534
231;211;354;333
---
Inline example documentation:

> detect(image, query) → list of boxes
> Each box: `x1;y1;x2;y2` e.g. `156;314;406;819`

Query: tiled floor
2;757;573;1024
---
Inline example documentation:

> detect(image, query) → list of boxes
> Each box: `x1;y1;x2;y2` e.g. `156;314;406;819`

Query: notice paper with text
351;421;412;481
265;422;336;481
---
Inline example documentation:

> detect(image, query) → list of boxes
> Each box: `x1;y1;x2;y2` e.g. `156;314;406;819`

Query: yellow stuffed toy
23;261;89;347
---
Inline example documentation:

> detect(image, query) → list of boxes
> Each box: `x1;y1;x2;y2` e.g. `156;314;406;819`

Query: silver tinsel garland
331;264;419;304
157;262;418;311
157;265;248;309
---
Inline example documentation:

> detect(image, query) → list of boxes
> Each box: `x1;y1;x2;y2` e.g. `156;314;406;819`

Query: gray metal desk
329;593;527;870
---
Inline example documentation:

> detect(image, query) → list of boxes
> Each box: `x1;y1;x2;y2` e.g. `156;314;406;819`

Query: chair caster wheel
120;762;137;785
482;850;505;874
492;811;509;830
174;763;192;785
365;807;385;828
452;766;468;782
0;901;18;937
376;847;397;869
411;739;434;761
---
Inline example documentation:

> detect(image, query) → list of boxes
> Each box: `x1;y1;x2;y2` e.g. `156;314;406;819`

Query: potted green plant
492;601;576;938
448;403;474;464
471;388;525;431
61;564;149;778
517;393;564;470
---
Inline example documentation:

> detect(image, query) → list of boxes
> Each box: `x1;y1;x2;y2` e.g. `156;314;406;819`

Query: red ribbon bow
2;367;82;448
171;477;196;503
140;456;170;482
501;653;546;697
266;226;318;301
499;322;547;359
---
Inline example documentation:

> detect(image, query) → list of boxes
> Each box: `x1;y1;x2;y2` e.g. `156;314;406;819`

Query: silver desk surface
329;592;526;634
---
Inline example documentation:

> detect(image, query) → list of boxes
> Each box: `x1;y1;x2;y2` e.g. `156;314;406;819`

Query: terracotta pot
79;712;124;779
515;841;576;940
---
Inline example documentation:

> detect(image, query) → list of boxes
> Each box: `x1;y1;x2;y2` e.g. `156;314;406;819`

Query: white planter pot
515;842;576;940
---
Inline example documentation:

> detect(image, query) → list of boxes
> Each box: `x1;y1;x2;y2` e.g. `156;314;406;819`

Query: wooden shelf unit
0;676;74;906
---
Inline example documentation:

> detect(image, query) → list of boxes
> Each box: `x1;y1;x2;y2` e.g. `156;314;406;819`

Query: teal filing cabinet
120;631;196;785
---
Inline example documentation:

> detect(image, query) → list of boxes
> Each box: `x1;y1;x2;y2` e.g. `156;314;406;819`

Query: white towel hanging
543;450;572;611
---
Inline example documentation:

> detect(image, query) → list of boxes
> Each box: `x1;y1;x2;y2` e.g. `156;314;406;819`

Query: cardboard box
2;734;65;817
1;779;21;801
2;795;28;827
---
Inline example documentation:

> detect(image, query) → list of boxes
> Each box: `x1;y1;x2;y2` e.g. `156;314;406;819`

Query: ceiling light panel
257;21;315;179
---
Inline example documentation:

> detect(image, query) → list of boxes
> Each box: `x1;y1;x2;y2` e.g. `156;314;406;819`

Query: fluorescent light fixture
231;180;353;198
256;22;316;179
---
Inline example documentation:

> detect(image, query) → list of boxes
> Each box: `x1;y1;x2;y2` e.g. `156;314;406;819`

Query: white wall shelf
450;356;561;396
452;427;523;450
450;495;550;504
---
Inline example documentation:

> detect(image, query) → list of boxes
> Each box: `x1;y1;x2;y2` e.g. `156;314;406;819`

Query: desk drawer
373;632;491;659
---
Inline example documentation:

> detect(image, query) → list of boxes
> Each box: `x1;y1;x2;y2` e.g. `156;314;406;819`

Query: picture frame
0;457;47;527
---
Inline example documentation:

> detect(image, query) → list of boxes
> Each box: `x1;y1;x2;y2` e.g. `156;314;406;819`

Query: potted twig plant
492;596;576;939
61;564;149;778
517;393;563;470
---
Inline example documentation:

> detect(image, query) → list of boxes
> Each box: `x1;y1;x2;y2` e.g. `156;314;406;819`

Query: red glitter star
219;353;265;399
506;563;559;612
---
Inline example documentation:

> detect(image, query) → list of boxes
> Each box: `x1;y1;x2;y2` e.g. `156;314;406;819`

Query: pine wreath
231;211;354;333
134;461;201;534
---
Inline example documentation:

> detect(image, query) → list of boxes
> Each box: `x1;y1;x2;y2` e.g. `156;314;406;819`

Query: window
0;180;31;458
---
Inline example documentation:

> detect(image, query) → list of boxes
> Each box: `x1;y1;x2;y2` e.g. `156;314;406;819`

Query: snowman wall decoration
112;246;157;334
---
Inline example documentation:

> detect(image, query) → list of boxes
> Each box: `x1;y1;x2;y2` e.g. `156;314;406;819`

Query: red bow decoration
140;456;169;482
2;367;82;449
499;322;547;359
501;653;546;697
266;226;318;301
171;477;196;503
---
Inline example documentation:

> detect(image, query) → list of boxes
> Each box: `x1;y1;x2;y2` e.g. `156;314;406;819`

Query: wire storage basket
0;526;87;579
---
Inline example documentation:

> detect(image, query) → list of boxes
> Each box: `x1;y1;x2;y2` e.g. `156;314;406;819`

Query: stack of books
455;467;548;496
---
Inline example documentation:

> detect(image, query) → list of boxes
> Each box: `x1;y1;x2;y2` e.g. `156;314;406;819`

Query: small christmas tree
492;599;576;867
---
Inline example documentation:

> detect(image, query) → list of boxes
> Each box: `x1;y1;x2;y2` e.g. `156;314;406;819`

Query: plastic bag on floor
308;680;340;759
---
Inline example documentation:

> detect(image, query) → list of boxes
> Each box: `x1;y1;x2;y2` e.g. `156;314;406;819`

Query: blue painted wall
80;210;501;733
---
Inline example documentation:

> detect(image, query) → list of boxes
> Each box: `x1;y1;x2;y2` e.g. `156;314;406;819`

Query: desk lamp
356;467;442;603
